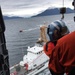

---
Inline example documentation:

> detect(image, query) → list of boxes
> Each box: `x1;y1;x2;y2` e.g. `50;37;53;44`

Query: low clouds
0;0;73;17
0;0;51;17
0;0;51;9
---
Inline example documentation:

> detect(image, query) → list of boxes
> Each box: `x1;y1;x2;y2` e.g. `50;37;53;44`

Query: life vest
44;41;55;57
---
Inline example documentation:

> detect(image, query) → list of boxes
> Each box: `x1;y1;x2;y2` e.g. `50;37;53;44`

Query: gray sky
0;0;73;17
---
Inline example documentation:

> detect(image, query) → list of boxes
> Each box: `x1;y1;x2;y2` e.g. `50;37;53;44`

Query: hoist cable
63;0;64;7
61;0;65;20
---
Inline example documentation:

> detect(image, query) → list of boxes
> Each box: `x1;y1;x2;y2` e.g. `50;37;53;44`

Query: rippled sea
4;13;75;75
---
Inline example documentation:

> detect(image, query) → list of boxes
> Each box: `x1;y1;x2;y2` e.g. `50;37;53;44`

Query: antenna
60;0;66;20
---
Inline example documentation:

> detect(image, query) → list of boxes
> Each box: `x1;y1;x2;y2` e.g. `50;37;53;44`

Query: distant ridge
3;8;73;19
32;8;73;17
3;16;23;20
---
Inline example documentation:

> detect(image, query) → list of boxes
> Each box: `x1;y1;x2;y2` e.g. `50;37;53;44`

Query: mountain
32;8;73;17
3;8;73;19
3;16;23;20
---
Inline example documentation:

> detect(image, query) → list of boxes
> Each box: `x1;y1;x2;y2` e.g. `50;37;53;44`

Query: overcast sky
0;0;73;17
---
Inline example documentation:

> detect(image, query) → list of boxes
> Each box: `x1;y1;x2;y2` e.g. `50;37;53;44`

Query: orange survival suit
49;31;75;75
44;41;57;70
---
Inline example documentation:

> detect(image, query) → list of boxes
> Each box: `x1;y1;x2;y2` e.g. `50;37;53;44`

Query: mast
40;25;48;43
36;25;48;44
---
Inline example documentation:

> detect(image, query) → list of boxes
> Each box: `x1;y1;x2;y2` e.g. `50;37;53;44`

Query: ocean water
4;13;75;74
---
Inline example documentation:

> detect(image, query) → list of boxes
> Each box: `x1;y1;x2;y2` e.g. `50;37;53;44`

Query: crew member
43;20;69;74
49;30;75;75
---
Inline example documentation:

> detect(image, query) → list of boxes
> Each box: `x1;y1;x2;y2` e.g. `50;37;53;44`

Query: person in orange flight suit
49;1;75;75
49;31;75;75
43;20;70;75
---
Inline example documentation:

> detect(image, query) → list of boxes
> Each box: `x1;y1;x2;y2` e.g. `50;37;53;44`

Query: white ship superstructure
10;43;49;75
10;25;50;75
20;44;49;70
